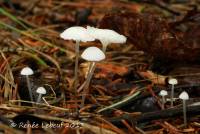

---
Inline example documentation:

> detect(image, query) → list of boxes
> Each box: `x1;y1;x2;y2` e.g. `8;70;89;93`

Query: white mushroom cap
36;87;46;94
86;26;127;45
81;47;105;62
168;78;178;85
60;26;95;42
179;91;189;100
159;90;168;96
20;67;34;75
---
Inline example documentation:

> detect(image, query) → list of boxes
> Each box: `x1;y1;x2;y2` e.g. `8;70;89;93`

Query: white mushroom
60;26;95;94
60;26;95;42
20;67;34;75
168;78;178;107
179;91;189;127
85;26;126;93
36;87;46;103
81;47;105;107
86;26;127;53
20;67;34;102
81;47;105;62
159;90;168;110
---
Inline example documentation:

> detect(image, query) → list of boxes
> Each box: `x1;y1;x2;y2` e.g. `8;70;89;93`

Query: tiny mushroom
179;91;189;127
81;46;105;107
60;26;95;94
36;87;47;103
86;26;127;53
20;67;34;102
168;78;178;107
159;90;168;110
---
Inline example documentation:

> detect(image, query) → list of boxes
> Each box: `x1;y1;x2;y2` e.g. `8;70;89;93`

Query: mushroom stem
74;40;80;92
36;94;42;103
102;42;110;53
102;44;107;53
25;75;33;102
161;96;165;110
74;40;80;114
179;91;189;127
170;84;174;107
183;100;187;127
81;62;96;107
85;62;96;88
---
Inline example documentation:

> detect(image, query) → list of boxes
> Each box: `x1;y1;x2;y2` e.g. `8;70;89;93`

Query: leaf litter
0;0;200;134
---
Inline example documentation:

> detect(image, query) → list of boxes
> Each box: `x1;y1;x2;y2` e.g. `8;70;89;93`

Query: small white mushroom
86;26;127;53
168;78;178;107
60;26;95;42
36;87;46;103
81;47;105;62
20;67;34;75
179;91;189;127
159;90;168;110
81;47;105;107
20;67;34;102
60;26;95;94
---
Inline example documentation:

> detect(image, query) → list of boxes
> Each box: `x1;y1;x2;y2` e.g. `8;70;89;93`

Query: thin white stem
102;45;107;53
81;62;95;107
161;96;165;110
74;40;80;114
26;76;34;102
183;100;187;127
77;61;95;92
84;62;96;91
100;41;109;53
170;84;174;107
37;94;42;103
74;40;80;92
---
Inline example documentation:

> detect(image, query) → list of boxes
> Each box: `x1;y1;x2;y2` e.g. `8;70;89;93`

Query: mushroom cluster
20;67;48;105
157;82;190;127
60;26;127;107
60;26;95;93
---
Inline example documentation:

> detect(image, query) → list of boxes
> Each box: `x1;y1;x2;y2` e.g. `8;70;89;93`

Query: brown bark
98;12;200;63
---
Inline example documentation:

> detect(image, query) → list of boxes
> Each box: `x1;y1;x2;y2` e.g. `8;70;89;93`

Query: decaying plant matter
0;0;200;134
99;12;200;63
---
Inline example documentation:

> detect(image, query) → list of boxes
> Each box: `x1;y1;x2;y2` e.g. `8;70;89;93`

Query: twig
108;104;200;124
33;114;117;134
0;124;24;134
97;90;142;113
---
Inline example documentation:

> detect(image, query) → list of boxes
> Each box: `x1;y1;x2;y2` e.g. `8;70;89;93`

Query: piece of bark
98;12;200;63
108;104;200;124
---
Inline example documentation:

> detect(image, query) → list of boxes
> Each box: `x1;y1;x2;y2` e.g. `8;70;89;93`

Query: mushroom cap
87;26;127;45
168;78;178;85
20;67;34;75
81;47;105;62
179;91;189;100
60;26;95;42
159;90;168;96
36;87;46;94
